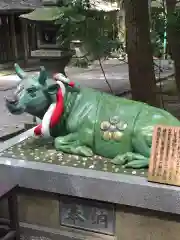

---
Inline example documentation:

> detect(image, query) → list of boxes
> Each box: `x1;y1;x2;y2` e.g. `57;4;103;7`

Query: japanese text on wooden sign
148;125;180;186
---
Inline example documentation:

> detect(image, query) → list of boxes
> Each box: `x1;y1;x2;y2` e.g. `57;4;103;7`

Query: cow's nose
5;96;18;105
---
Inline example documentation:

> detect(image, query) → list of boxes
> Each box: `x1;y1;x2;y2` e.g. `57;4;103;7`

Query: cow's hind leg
111;152;149;168
111;134;150;169
54;133;93;157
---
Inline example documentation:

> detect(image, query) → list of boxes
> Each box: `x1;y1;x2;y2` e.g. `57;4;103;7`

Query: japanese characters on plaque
60;197;115;235
148;125;180;186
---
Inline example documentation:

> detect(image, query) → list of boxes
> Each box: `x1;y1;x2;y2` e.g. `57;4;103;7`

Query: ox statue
5;64;180;168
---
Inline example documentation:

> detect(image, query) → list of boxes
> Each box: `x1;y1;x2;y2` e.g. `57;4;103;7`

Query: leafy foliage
151;7;166;57
55;0;180;62
150;2;180;58
168;8;180;32
55;0;122;60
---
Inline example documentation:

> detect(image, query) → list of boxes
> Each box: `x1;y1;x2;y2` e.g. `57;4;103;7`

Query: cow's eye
27;87;36;96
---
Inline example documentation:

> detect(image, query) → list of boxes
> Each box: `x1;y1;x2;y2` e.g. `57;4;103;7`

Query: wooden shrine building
0;0;42;64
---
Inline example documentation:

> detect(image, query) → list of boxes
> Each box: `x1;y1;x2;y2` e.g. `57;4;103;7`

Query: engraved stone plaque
148;125;180;186
60;197;115;235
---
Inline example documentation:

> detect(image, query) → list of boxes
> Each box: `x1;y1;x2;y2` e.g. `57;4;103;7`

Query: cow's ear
38;66;47;85
14;63;26;79
46;84;59;95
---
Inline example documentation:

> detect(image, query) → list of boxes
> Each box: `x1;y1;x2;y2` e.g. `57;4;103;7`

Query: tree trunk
125;0;160;107
166;0;180;94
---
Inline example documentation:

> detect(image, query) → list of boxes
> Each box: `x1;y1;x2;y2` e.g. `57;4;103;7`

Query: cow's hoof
124;160;149;169
111;154;128;166
75;146;93;157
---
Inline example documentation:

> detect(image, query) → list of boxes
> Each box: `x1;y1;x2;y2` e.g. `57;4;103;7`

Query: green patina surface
5;64;180;169
0;137;147;177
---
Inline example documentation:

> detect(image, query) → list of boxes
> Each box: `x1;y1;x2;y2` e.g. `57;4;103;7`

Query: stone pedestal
0;130;180;240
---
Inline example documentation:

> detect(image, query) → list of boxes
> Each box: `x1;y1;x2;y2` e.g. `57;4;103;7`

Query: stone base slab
1;191;180;240
19;208;180;240
21;222;113;240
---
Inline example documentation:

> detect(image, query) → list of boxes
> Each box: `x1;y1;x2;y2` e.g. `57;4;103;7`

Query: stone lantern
20;0;73;76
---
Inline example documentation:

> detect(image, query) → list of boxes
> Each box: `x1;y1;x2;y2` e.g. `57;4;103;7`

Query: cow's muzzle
5;95;18;105
5;96;24;114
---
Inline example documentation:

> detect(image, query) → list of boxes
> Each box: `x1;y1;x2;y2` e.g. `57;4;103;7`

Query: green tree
55;0;122;63
166;0;180;94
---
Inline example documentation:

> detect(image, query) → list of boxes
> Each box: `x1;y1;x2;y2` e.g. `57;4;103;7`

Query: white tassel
32;81;65;139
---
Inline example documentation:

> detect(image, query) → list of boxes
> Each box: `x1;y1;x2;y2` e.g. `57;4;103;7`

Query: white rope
33;81;66;138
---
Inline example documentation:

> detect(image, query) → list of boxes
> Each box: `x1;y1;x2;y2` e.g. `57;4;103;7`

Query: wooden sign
148;125;180;186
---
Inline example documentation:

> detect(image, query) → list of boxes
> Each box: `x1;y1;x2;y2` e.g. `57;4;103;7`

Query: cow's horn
38;66;47;85
14;63;26;80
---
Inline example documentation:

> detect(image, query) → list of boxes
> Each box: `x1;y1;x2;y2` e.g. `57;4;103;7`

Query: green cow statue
5;64;180;168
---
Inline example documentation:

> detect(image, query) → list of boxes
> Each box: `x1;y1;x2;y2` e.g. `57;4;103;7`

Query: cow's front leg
54;133;93;157
111;152;149;169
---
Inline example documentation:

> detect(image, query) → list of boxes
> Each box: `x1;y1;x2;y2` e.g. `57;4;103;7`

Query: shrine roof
0;0;42;11
20;6;62;22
